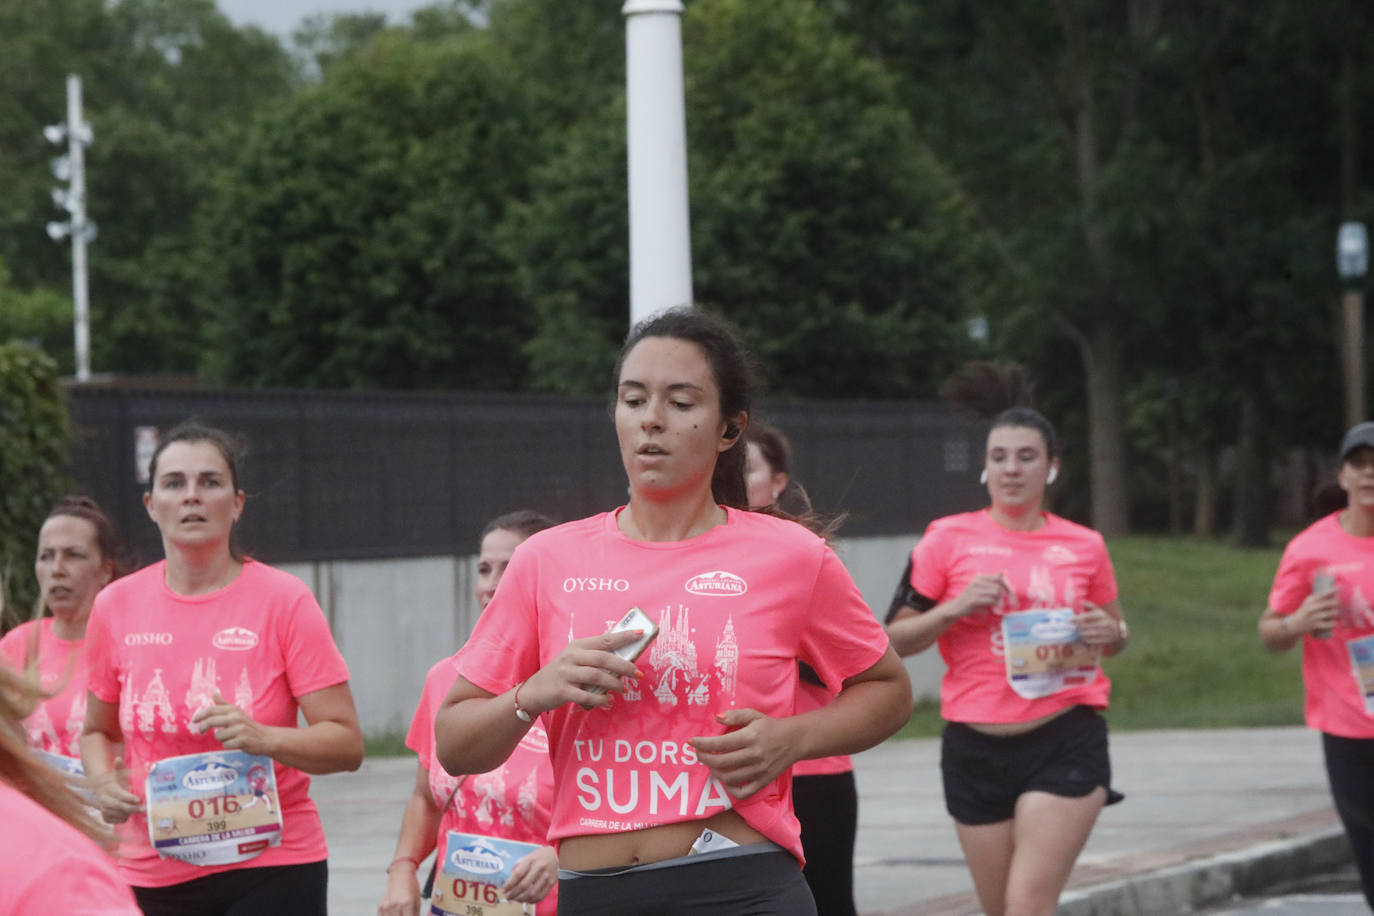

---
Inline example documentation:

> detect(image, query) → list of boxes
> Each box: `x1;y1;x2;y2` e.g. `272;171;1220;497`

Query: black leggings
794;772;858;916
132;861;327;916
557;849;815;915
1323;733;1374;909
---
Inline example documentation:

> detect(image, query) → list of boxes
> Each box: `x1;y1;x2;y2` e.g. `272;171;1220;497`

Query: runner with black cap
1260;419;1374;908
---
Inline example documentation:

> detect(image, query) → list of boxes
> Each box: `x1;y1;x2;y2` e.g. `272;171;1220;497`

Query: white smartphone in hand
585;607;659;695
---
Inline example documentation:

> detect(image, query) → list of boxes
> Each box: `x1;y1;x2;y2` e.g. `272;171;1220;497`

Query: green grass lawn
896;534;1305;738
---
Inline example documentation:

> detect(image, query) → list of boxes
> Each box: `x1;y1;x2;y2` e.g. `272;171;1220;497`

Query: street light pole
44;74;96;382
1338;222;1368;427
622;0;693;330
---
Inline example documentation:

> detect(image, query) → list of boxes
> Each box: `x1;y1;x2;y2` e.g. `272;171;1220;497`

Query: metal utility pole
1338;222;1368;428
44;74;97;382
622;1;693;330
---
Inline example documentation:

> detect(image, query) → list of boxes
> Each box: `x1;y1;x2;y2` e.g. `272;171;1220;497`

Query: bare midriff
964;704;1075;737
557;809;769;870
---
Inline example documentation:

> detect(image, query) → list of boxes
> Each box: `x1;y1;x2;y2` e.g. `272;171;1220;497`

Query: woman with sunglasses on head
1260;421;1374;910
81;420;364;916
436;307;912;915
379;509;558;916
885;363;1128;916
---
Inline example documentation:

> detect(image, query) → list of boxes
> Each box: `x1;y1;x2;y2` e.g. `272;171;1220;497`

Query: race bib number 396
144;750;283;866
430;832;538;916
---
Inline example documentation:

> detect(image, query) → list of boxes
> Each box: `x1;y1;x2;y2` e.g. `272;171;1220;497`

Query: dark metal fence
67;386;985;567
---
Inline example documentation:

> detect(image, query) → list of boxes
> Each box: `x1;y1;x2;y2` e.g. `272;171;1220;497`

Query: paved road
312;725;1346;916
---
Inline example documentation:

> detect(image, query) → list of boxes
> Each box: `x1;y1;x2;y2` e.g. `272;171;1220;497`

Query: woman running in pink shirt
379;509;558;916
81;421;365;916
886;363;1129;916
435;307;912;915
744;422;859;916
1;496;125;768
1260;421;1374;909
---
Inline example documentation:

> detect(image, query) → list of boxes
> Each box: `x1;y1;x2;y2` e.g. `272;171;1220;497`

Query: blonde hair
0;666;110;846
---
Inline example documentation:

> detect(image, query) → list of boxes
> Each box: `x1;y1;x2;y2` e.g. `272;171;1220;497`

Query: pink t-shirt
85;559;351;887
409;654;556;916
791;678;852;777
1268;513;1374;738
0;781;141;915
908;509;1118;724
0;618;88;758
456;508;890;865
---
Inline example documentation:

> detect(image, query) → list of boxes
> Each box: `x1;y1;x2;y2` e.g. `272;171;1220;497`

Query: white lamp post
623;1;693;330
44;74;96;382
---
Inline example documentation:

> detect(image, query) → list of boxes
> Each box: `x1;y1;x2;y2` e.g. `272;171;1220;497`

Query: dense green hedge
0;344;70;632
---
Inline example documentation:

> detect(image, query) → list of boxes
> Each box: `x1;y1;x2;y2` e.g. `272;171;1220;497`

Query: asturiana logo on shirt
969;545;1013;556
212;627;258;651
1043;545;1078;565
450;842;505;876
684;571;747;597
124;632;173;647
182;761;239;791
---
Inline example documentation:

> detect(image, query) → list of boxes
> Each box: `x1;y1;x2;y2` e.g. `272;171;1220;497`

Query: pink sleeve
279;589;350;697
0;624;28;668
84;598;119;704
456;551;543;696
1269;537;1316;615
15;852;141;914
797;546;890;693
405;664;447;760
910;524;951;602
1087;534;1119;606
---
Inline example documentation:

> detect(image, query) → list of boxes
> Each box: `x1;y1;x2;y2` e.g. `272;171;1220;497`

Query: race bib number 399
1002;608;1099;700
430;832;538;916
144;750;283;866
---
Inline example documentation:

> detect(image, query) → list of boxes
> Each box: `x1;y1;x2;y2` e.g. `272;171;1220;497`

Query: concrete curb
1060;825;1349;914
868;810;1348;916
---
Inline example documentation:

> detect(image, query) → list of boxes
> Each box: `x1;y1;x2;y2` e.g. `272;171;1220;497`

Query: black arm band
884;558;937;623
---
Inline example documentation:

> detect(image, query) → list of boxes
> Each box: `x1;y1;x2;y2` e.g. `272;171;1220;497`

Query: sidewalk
315;725;1345;915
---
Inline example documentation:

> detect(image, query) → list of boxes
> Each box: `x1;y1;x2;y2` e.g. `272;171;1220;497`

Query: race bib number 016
430;832;538;916
144;750;283;866
1002;608;1099;700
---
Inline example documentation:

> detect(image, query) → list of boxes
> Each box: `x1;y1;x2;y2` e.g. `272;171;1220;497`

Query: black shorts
557;847;815;916
941;705;1119;826
132;861;327;916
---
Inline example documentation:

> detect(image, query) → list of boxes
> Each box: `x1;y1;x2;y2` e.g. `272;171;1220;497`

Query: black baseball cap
1339;422;1374;461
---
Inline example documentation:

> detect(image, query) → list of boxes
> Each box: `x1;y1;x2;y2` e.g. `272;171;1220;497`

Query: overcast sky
217;0;434;38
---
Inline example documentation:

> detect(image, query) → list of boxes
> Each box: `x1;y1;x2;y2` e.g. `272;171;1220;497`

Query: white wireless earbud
1048;466;1059;485
979;469;989;485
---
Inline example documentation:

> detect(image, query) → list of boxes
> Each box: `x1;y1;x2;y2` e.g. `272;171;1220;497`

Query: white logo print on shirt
684;571;748;597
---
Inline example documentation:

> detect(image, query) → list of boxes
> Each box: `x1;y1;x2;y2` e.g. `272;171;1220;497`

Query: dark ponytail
940;361;1058;460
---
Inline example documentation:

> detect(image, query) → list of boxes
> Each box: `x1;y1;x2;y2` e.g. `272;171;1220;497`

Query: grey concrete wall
280;534;943;738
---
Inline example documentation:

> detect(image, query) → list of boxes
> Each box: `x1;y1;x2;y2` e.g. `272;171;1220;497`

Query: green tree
202;27;542;389
0;345;71;631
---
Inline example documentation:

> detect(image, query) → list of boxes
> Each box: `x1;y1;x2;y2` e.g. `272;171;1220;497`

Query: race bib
430;832;539;916
1002;608;1099;699
144;750;283;866
1347;634;1374;715
35;749;84;780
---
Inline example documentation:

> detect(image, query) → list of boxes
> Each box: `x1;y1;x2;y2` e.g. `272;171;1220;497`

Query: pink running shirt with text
456;508;889;865
0;781;140;915
0;618;88;758
85;560;351;887
906;510;1117;724
409;654;556;915
1269;513;1374;738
